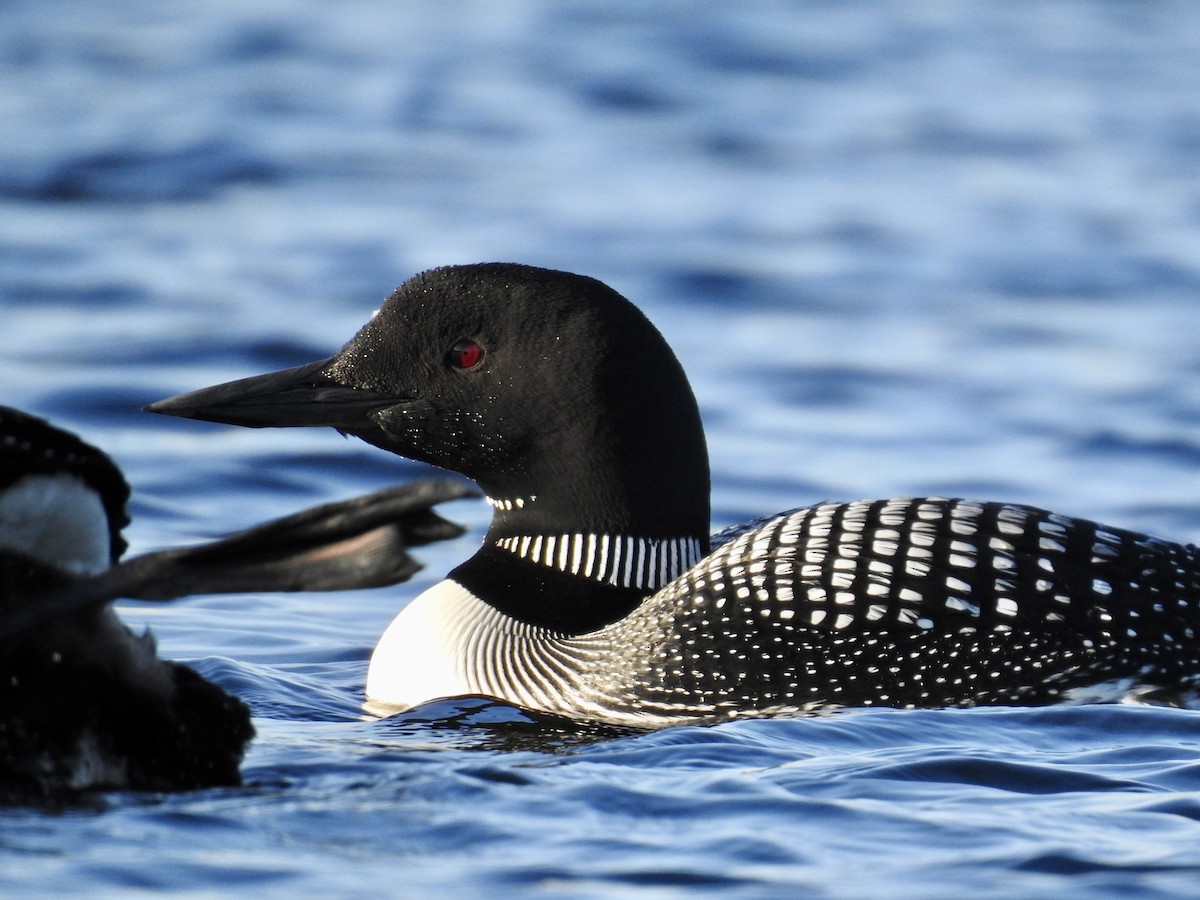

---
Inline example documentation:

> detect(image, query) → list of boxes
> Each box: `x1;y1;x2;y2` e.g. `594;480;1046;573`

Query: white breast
364;579;620;719
365;579;481;712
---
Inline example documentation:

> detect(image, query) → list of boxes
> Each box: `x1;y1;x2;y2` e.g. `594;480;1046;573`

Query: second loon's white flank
0;474;110;575
494;534;703;590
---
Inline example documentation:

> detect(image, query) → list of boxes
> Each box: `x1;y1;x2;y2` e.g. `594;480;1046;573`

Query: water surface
4;2;1200;896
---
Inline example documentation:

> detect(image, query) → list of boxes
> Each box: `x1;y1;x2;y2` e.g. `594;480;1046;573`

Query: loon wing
626;497;1200;712
705;497;1194;633
0;479;477;639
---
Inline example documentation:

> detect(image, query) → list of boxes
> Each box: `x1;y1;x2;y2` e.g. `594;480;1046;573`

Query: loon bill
0;406;469;800
148;263;1200;727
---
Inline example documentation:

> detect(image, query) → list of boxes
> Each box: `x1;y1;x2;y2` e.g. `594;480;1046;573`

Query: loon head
148;264;712;545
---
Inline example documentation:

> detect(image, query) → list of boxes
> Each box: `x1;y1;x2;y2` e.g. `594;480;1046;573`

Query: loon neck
474;405;713;542
479;451;713;583
450;542;670;635
482;491;710;544
449;479;713;635
491;531;705;592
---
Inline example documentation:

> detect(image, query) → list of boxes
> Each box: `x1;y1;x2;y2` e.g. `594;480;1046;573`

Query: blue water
5;1;1200;896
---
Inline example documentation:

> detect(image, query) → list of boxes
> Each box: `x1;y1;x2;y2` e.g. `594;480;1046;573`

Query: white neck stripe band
494;533;703;590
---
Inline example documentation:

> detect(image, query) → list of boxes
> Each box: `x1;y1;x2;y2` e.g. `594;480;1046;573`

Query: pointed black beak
145;358;407;429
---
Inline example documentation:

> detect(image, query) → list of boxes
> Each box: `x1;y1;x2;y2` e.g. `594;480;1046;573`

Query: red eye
449;338;484;369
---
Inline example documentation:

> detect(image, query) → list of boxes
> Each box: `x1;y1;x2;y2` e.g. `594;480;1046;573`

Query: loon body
148;264;1200;727
0;407;469;800
0;406;251;799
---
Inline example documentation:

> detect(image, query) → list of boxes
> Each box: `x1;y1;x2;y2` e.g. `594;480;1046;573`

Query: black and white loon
148;263;1200;727
0;406;468;800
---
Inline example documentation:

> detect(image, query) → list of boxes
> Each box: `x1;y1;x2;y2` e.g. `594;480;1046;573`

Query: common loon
0;406;469;800
148;263;1200;727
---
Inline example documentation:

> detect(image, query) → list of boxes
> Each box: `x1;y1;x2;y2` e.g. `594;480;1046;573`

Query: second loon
147;263;1200;727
